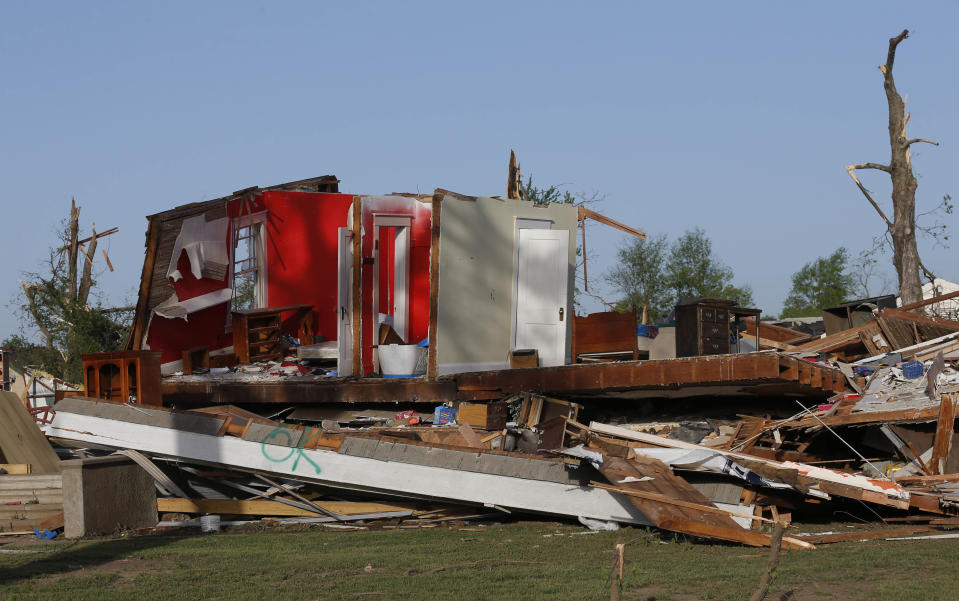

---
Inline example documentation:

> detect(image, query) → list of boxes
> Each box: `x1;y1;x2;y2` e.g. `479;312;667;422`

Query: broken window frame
229;211;269;317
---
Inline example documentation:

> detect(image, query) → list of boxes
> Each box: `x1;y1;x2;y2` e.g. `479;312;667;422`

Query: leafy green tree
606;228;754;321
665;228;755;307
3;200;131;383
523;176;575;206
781;248;854;318
605;234;670;319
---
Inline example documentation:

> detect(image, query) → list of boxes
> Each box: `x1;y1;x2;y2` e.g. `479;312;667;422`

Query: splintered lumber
0;392;60;473
456;424;485;448
589;421;911;509
596;455;812;549
880;308;959;332
794;323;872;353
0;464;31;475
740;317;809;346
930;396;958;475
157;498;418;517
590;481;776;525
898;289;959;312
751;336;798;351
598;455;740;529
798;525;942;544
654;517;812;550
894;474;959;485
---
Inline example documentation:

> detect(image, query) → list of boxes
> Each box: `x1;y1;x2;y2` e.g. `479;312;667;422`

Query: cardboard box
433;406;456;425
456;401;508;430
510;349;539;369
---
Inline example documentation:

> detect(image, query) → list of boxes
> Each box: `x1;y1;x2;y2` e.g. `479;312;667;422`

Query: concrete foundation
62;455;157;537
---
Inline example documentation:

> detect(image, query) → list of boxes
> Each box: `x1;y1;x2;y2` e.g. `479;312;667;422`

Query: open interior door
336;227;353;376
514;229;569;367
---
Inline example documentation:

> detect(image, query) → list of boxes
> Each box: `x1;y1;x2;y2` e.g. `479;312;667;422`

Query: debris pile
10;171;959;550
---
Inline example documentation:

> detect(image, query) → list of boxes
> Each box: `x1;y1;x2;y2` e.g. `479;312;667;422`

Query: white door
514;229;569;367
336;227;353;376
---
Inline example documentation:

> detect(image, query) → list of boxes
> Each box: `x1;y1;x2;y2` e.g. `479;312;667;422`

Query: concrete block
62;455;157;537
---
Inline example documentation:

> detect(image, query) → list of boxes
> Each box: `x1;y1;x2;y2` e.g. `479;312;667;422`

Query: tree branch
20;281;54;350
846;164;893;227
77;225;97;307
99;306;136;314
906;138;939;147
849;162;891;173
881;29;909;75
919;258;937;285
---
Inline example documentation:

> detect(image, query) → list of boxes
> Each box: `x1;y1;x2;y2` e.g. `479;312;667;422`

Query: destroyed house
126;176;641;381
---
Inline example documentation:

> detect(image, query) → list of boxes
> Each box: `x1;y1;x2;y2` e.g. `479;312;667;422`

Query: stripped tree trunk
77;225;98;307
67;197;80;300
846;29;939;306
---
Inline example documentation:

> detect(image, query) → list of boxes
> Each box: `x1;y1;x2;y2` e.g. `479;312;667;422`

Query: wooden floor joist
161;352;847;406
157;498;420;517
455;352;847;401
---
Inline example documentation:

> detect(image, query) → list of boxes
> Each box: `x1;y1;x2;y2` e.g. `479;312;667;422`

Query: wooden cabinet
82;350;162;406
675;299;734;358
232;305;314;364
675;299;760;358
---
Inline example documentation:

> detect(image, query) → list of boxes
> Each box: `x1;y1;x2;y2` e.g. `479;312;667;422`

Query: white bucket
379;344;426;376
200;514;221;533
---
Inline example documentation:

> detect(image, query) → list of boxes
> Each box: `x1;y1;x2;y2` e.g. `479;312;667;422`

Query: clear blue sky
2;1;958;342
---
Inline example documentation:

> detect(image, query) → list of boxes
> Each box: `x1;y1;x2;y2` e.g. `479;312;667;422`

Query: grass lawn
1;521;957;600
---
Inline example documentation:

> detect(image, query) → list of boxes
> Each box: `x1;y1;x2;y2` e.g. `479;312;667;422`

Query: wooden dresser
675;298;761;357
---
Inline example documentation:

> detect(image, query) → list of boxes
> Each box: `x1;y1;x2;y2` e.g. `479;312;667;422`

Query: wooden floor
160;352;849;406
454;352;849;401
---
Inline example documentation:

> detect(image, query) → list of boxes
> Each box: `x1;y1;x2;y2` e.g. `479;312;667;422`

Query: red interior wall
260;190;354;342
145;190;354;365
378;226;395;315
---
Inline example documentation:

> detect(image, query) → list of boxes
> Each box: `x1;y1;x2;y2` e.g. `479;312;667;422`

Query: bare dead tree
847;29;940;305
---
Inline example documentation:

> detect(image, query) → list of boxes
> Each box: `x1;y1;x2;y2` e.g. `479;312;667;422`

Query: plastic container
901;361;924;379
379;344;427;377
200;514;220;533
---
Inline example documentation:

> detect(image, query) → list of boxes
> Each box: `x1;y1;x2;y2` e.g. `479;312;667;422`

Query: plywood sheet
0;392;60;473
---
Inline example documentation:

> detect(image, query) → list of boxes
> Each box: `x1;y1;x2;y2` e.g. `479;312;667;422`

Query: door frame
512;226;569;367
336;227;353;376
372;214;413;342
